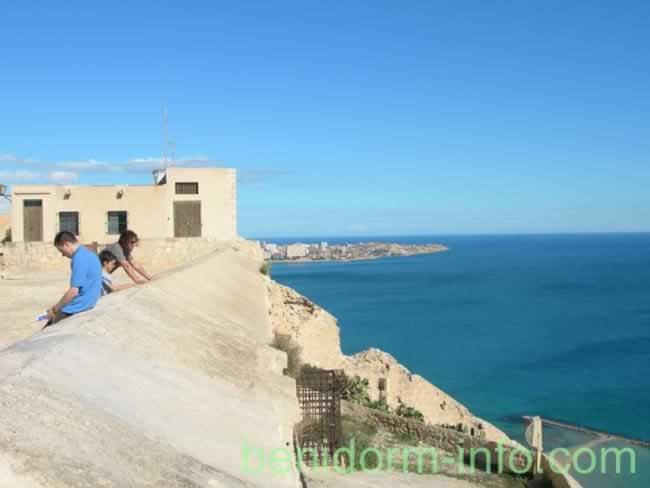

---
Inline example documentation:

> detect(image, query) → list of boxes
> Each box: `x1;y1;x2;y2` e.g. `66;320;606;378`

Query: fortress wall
342;401;532;474
341;402;583;487
0;247;301;487
0;238;261;274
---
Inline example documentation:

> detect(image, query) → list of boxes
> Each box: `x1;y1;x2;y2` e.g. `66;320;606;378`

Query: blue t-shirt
62;246;102;314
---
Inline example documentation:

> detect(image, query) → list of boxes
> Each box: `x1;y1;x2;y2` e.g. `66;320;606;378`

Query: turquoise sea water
268;234;650;487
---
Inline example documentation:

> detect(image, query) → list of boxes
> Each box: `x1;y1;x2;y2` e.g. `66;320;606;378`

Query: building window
59;211;80;235
107;211;128;235
175;182;199;194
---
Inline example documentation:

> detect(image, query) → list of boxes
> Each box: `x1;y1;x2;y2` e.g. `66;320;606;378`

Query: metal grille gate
294;370;344;466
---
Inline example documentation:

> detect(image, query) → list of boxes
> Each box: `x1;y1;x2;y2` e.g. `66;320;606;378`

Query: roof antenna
0;184;11;201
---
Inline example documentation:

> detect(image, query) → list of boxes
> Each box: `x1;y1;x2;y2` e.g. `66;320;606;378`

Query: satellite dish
525;416;543;474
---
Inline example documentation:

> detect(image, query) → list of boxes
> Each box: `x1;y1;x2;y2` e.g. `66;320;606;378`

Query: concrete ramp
0;249;301;487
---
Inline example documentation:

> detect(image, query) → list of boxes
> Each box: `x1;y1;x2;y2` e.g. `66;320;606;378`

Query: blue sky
1;1;649;237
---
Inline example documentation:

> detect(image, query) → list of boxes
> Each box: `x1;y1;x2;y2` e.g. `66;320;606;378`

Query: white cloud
127;156;214;171
51;155;216;174
58;160;119;172
0;170;41;181
48;171;79;184
2;152;222;179
0;154;39;165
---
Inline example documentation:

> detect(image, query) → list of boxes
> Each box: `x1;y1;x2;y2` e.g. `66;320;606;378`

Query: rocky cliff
268;281;509;443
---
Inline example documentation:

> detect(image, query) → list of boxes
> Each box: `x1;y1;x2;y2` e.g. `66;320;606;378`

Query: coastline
270;245;449;264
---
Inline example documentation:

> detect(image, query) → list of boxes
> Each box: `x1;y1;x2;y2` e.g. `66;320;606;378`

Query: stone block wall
0;241;65;272
128;238;262;273
342;400;532;474
341;401;583;487
0;238;262;274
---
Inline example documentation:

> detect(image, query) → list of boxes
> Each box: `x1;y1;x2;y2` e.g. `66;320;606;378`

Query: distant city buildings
259;241;446;262
286;243;309;259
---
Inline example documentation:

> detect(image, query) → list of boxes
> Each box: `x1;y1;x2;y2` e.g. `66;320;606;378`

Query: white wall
9;168;237;243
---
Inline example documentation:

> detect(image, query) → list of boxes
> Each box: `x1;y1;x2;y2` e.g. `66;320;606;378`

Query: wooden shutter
23;200;43;242
173;201;202;237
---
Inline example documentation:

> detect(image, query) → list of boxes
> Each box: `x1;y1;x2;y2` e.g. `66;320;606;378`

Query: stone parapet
0;238;262;274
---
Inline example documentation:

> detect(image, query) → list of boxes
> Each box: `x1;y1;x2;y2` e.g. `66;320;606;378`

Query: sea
265;234;650;487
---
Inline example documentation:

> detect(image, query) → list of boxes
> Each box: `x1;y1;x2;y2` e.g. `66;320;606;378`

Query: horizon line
247;231;650;240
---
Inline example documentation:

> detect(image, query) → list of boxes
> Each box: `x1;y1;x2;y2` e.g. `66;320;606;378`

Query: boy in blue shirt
98;249;135;296
45;231;102;327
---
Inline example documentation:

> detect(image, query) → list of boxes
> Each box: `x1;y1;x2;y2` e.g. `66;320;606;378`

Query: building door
23;200;43;242
173;201;202;237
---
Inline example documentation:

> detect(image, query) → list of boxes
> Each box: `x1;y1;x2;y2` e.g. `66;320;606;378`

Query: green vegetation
439;422;466;432
340;375;371;406
1;228;10;244
340;375;422;420
367;399;391;413
259;261;271;276
395;401;424;422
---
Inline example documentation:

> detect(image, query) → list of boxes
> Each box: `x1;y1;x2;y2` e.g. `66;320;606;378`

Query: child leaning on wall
99;250;137;296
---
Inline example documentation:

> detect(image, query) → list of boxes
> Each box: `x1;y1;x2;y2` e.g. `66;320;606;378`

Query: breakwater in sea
524;416;650;449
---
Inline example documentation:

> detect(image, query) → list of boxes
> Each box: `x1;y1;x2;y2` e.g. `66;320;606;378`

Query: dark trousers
44;310;72;328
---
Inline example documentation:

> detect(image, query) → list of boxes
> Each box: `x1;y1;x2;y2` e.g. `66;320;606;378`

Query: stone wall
342;401;583;487
131;238;262;273
0;238;262;274
0;240;64;272
540;454;583;488
0;247;301;487
342;401;531;475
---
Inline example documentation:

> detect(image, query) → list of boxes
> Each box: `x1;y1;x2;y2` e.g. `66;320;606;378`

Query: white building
10;167;237;243
286;243;309;259
263;243;278;253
